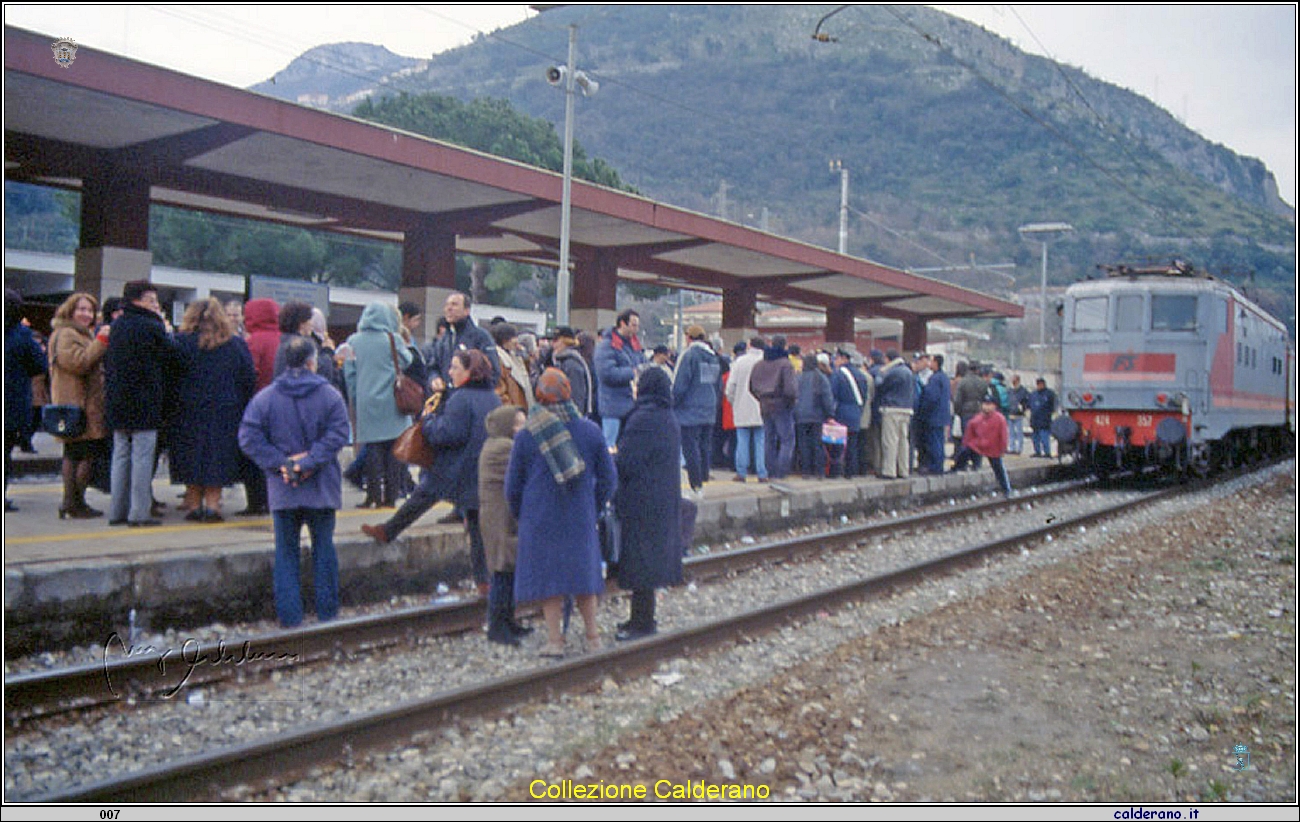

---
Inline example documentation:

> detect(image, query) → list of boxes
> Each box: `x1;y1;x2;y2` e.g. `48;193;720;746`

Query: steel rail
31;480;1181;803
6;479;1093;721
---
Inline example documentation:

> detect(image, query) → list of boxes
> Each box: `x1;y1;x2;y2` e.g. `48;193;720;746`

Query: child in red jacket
960;394;1012;496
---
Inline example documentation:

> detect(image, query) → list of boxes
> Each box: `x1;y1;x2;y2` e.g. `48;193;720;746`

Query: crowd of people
5;282;1060;650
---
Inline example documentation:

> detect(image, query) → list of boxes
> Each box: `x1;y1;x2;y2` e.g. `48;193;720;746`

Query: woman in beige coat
48;292;108;518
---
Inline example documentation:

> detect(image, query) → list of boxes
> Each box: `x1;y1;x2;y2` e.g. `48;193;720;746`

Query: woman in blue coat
171;298;257;521
613;367;683;641
507;368;616;658
362;349;500;588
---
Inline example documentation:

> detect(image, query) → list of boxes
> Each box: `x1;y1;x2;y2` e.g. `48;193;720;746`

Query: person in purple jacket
239;336;352;628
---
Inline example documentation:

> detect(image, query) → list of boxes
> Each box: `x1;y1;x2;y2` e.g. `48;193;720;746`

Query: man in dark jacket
672;325;721;496
239;336;351;628
794;352;835;478
1028;378;1058;457
749;334;798;479
831;349;869;478
1006;373;1030;455
104;281;180;526
426;291;500;392
551;327;594;418
952;362;989;471
5;289;47;511
593;309;644;447
915;353;952;475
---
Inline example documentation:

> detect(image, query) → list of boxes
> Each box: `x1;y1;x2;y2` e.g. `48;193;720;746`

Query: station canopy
4;25;1021;324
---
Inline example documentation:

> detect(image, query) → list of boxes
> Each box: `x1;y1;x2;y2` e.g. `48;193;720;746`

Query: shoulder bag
388;332;426;417
41;329;87;439
392;391;443;469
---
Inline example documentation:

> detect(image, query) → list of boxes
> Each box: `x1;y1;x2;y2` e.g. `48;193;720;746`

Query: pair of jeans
762;409;795;479
1033;428;1052;457
602;417;622;449
1008;416;1025;454
923;425;947;475
272;507;339;628
733;426;767;479
110;429;157;523
680;424;713;490
987;456;1012;495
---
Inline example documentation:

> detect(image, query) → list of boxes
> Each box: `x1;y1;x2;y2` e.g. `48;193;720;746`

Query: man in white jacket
724;337;768;482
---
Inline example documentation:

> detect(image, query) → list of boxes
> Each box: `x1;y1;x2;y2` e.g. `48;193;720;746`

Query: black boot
617;589;658;641
486;573;520;647
500;571;532;636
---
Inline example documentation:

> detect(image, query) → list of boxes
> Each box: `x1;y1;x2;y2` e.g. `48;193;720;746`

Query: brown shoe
361;523;389;544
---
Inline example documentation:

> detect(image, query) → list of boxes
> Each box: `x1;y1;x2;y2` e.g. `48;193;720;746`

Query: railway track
6;478;1095;722
15;472;1204;804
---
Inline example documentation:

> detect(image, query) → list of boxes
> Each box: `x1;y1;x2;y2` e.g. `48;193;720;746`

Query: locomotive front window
1151;295;1197;332
1115;295;1144;332
1073;297;1107;331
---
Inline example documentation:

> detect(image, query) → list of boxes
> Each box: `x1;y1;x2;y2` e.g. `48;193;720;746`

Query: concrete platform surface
4;433;1069;655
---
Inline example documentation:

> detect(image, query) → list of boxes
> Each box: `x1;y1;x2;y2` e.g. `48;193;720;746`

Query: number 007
100;812;120;820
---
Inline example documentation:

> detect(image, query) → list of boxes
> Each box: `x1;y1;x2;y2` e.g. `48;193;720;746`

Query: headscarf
634;365;673;410
526;368;585;484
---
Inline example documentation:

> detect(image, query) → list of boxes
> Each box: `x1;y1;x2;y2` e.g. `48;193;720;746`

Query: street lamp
829;160;849;254
546;24;598;327
1018;222;1073;377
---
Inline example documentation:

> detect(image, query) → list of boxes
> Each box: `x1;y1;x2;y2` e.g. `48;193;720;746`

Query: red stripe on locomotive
1069;410;1188;447
1081;352;1176;382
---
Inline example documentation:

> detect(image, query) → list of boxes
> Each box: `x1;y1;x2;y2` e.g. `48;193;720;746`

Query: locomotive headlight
1156;392;1169;407
1067;391;1081;406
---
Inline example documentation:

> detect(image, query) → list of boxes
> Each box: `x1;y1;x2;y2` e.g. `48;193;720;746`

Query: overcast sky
4;3;1295;207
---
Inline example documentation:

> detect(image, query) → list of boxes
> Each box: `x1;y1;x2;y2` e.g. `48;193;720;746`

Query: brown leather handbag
388;332;425;417
392;418;435;468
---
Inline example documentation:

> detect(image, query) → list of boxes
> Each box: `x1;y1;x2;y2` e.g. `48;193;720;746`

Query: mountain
249;42;424;110
253;5;1295;327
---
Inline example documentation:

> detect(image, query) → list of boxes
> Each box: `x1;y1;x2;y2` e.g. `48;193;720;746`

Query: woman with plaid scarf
506;368;616;658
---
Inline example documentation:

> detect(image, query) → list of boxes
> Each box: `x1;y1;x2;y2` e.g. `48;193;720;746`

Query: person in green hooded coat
343;301;411;508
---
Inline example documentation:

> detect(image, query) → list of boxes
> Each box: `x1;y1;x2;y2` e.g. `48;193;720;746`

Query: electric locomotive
1053;261;1293;475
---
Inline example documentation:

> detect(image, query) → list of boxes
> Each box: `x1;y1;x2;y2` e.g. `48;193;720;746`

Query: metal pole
838;167;849;255
1038;240;1048;377
556;24;577;327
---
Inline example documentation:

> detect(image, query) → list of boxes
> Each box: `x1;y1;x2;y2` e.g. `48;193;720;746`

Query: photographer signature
102;633;300;699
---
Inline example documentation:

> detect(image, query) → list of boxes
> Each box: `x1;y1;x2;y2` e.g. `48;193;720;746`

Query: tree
353;93;635;192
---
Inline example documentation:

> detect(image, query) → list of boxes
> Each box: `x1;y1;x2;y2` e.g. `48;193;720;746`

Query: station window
1151;294;1197;331
1115;295;1144;332
1073;297;1107;332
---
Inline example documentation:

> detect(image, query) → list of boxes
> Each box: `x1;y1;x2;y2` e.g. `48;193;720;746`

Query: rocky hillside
241;6;1296;327
249;42;423;111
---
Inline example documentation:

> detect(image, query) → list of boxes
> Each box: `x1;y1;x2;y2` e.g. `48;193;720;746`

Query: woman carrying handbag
47;292;109;519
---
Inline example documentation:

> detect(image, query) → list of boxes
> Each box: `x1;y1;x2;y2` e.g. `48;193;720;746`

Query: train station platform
3;433;1070;656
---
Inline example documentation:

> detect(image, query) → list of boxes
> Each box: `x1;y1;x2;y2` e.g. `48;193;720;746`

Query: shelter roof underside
4;26;1020;323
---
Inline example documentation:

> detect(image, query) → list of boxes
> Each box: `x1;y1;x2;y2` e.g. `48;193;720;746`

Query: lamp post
1018;222;1073;377
829;159;848;254
546;24;597;327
